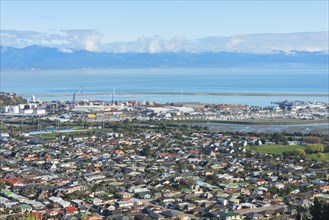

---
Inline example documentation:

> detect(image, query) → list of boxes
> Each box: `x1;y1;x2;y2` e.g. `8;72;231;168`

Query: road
139;199;200;220
234;204;287;215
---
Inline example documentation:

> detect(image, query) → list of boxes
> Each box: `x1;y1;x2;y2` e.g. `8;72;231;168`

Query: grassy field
246;144;329;161
246;144;305;154
30;130;91;139
35;133;59;139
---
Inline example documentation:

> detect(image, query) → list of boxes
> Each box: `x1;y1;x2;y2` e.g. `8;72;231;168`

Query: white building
0;133;10;140
34;109;46;115
9;106;19;114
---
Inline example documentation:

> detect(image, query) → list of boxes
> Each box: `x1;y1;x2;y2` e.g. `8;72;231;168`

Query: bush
284;149;306;158
293;149;306;158
317;153;326;160
304;136;321;144
306;144;324;153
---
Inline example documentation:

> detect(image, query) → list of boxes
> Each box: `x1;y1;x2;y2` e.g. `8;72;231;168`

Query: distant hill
1;45;328;69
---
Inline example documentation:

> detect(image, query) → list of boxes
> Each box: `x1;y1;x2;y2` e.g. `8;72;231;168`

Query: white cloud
225;37;246;50
1;30;328;53
0;29;103;51
61;30;103;52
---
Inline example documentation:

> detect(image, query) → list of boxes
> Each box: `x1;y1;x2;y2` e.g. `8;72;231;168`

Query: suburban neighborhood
0;92;329;219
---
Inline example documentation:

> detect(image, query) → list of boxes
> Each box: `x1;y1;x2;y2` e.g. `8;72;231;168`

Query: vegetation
306;152;329;161
246;144;329;161
0;92;27;108
310;197;329;220
246;144;305;154
305;143;324;153
303;136;322;143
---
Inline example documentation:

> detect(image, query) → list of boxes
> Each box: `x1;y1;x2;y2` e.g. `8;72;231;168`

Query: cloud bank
1;29;328;53
0;29;103;52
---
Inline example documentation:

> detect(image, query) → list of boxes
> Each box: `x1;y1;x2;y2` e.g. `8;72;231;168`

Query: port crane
71;87;82;108
112;88;115;104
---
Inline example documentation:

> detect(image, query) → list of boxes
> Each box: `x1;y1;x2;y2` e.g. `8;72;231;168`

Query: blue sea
1;67;328;106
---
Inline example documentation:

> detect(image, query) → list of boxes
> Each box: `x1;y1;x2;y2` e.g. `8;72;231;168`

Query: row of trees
305;144;324;153
284;144;326;160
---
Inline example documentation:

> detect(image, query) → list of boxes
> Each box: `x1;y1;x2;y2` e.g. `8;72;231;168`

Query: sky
1;1;328;52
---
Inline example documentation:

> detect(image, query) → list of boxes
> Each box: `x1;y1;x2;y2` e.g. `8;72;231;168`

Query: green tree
306;144;324;153
292;149;306;158
141;145;151;156
310;197;329;220
317;153;326;161
272;133;285;143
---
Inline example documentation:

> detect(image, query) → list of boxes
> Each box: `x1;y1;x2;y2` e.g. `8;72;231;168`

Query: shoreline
170;119;329;125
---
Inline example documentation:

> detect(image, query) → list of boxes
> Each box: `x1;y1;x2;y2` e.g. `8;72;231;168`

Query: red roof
32;212;44;218
0;177;22;185
157;153;179;157
65;206;77;212
114;150;124;155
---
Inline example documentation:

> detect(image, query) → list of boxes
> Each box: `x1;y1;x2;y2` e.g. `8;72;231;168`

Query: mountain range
2;30;328;53
1;45;328;69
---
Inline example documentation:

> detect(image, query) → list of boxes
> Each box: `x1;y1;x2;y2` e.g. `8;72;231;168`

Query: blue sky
1;1;328;42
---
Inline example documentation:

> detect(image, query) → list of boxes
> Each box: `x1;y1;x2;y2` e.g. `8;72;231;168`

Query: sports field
246;144;305;154
246;144;329;161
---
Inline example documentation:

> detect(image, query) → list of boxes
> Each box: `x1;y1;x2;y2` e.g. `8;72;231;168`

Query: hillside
0;92;27;107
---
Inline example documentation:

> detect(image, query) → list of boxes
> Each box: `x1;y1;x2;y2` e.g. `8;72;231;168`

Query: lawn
246;144;305;154
246;144;329;161
30;130;89;139
31;133;58;139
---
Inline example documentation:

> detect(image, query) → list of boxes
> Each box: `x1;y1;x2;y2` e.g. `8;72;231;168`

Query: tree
304;136;321;144
141;145;151;156
317;153;326;161
283;149;306;159
310;197;329;220
295;213;302;220
293;149;306;158
306;144;324;153
272;133;285;143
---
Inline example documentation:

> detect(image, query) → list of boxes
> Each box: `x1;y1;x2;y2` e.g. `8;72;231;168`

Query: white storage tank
2;106;9;113
29;103;37;109
22;109;33;114
35;109;46;115
9;106;20;114
18;104;26;110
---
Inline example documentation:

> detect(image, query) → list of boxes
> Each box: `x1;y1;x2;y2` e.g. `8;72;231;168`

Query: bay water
1;67;328;106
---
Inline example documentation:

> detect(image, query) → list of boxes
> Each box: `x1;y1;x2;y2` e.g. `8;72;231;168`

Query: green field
246;144;329;161
0;126;7;131
30;130;90;139
32;133;59;139
246;144;305;154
